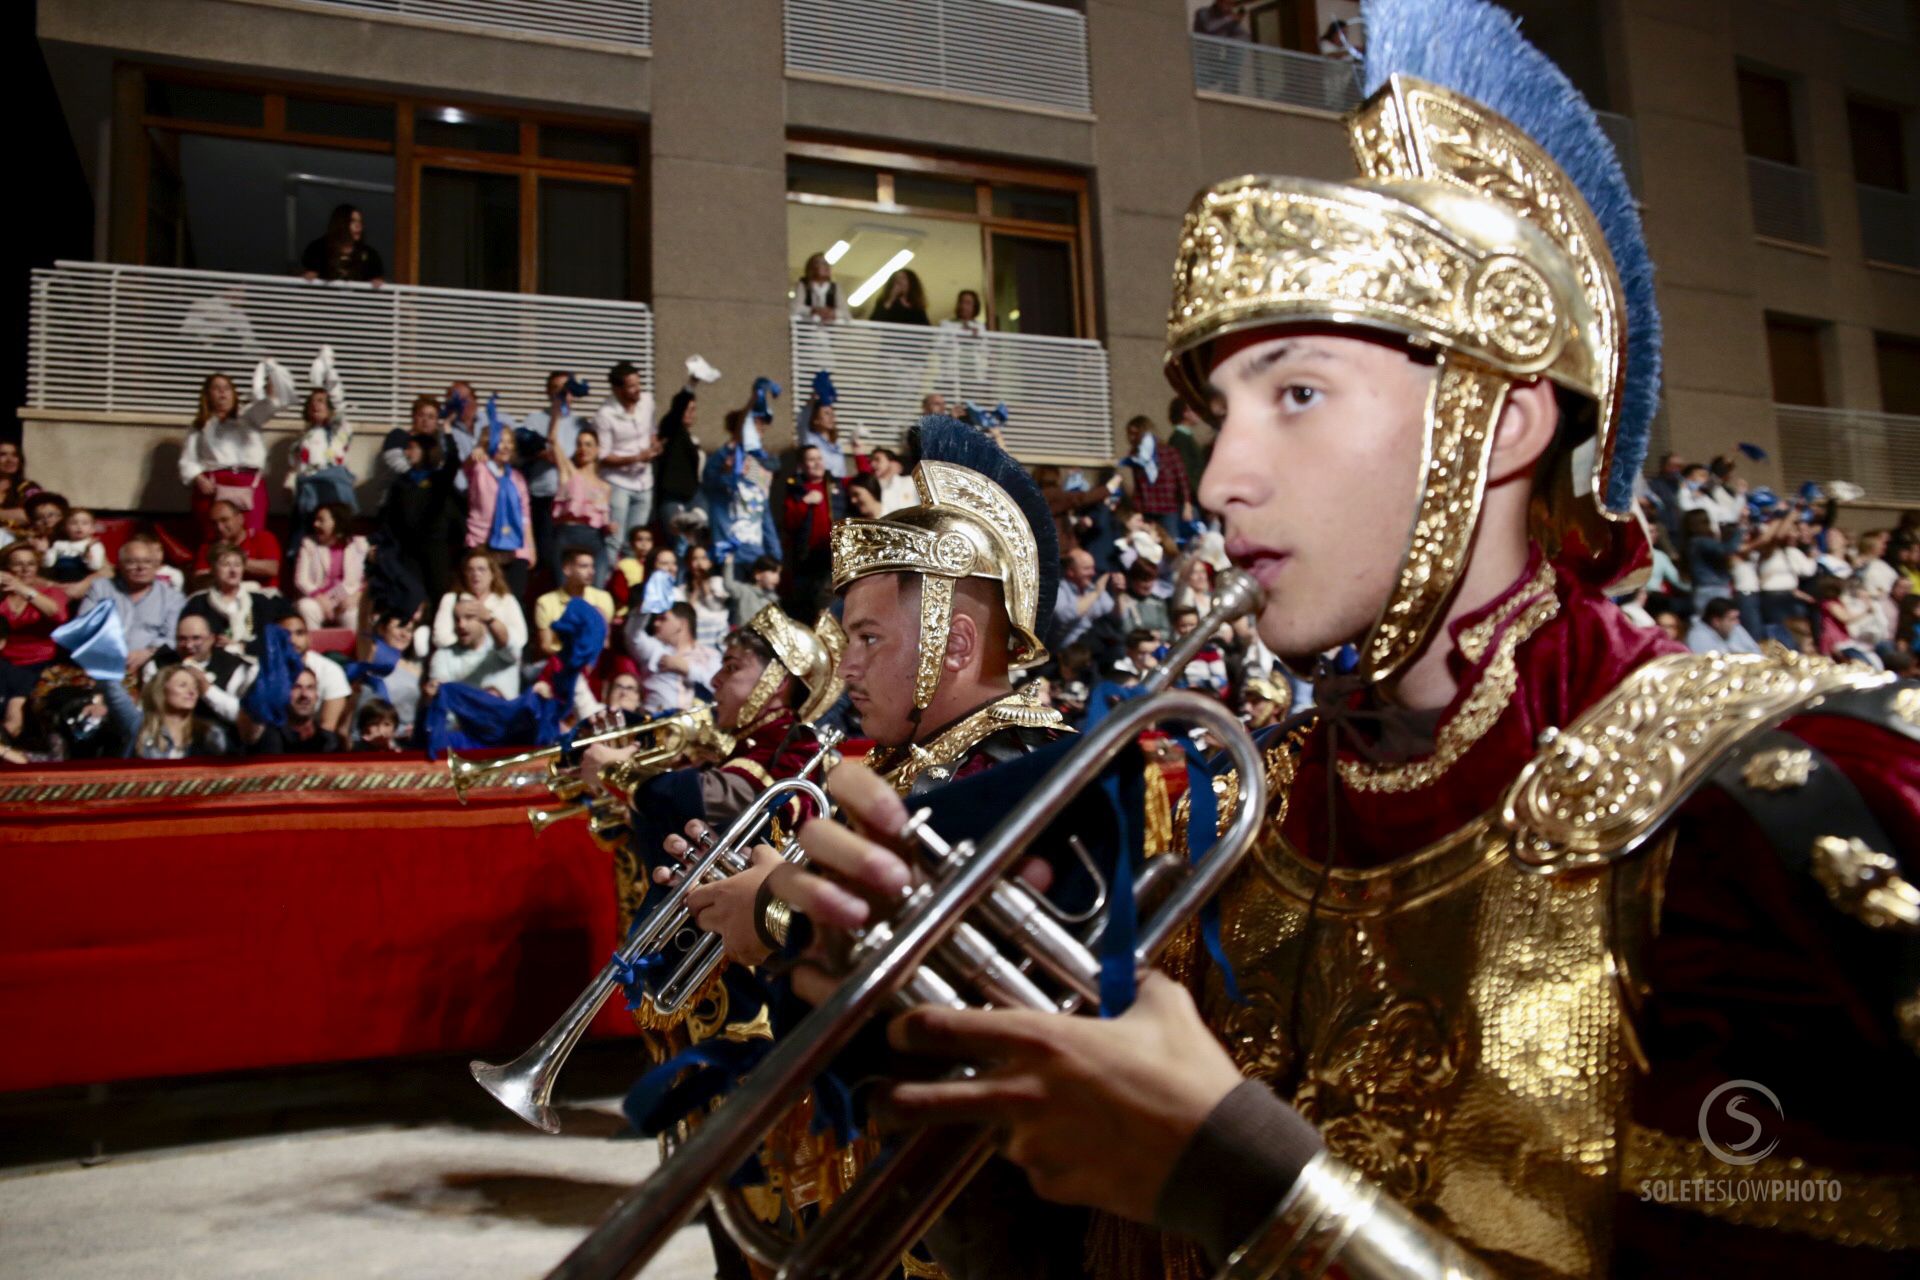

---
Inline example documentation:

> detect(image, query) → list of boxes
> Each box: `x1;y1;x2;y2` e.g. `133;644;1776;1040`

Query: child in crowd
43;507;107;586
606;524;655;623
351;699;402;752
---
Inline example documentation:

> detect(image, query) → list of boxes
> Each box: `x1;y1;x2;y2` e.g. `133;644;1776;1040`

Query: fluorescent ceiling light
824;239;851;265
847;250;915;308
436;108;469;125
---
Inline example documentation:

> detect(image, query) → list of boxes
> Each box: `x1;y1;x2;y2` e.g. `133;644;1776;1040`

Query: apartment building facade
21;0;1920;514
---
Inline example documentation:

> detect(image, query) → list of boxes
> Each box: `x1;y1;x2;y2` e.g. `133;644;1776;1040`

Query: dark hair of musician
726;626;802;708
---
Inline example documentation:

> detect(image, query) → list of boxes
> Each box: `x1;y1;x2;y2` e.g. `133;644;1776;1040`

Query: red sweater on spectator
1;589;71;665
782;479;837;557
193;528;283;588
1134;440;1190;518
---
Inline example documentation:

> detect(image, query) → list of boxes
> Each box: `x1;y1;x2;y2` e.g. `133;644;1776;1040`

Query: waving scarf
51;601;128;682
483;396;527;553
241;623;303;727
344;637;401;702
424;597;605;758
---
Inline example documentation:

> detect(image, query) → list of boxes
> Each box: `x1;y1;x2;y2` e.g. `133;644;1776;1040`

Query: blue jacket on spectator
701;444;782;571
1685;526;1744;596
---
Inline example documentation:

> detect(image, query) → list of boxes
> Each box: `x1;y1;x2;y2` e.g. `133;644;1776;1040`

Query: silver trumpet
470;728;844;1134
543;571;1269;1280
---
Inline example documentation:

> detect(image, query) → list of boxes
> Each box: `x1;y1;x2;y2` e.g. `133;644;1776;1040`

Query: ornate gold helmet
734;605;832;727
801;611;849;723
831;418;1059;710
1166;0;1660;683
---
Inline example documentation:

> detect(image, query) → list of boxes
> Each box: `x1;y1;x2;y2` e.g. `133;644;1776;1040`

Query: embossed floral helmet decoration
831;417;1059;711
1166;0;1661;683
735;604;833;727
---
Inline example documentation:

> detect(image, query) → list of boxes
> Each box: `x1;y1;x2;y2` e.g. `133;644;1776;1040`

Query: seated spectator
275;614;352;732
192;498;282;590
1;542;70;738
728;555;783;628
848;472;885;519
624;601;720;714
300;203;385;284
1164;605;1229;695
182;365;290;543
607;524;656;623
1193;0;1251;39
42;505;107;595
427;548;528;662
244;667;343;755
133;665;233;759
1052;548;1118;650
351;699;402;752
185;542;286;655
792;252;850;324
1172;555;1216;619
781;445;844;616
378;415;461;606
464;415;536;602
21;492;69;561
867;269;930;325
82;533;185;677
292;503;368;628
536;548;616;656
1119;560;1172;638
0;439;42;527
551;424;613;586
1125;627;1162;680
348;610;423;745
1810;575;1876;664
286;348;356;530
870;446;918;515
680;545;732;651
1686;597;1761;655
603;669;643;718
427;598;522;700
140;612;255;730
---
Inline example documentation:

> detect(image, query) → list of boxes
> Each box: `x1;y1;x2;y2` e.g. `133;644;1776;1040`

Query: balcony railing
1858;184;1920;270
1837;0;1914;39
259;0;651;49
785;0;1092;115
791;317;1112;462
26;262;654;427
1748;156;1823;247
1777;405;1920;507
1190;34;1362;114
1594;110;1643;201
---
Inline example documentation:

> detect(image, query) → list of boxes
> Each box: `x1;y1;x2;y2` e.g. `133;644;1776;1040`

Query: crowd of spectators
2;342;1915;768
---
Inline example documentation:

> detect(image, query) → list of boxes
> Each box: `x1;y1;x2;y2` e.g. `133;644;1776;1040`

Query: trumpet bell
470;1055;563;1135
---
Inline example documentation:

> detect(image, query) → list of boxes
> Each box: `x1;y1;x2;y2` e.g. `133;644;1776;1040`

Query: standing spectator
428;598;522;698
181;363;292;541
703;408;781;580
1166;395;1211;502
0;440;42;526
1171;556;1217;619
82;533;185;676
1644;452;1688;540
192;498;282;590
428;548;529;661
680;544;732;651
286;347;356;528
244;668;343;755
439;381;482;491
1;543;69;735
593;359;660;566
1681;509;1741;614
133;666;232;759
781;444;844;617
1118;560;1172;638
606;524;656;624
1051;548;1118;650
799;372;859;480
1815;526;1854;578
623;601;720;714
938;290;990;388
299;204;385;284
185;543;284;654
1686;597;1762;655
517;371;584;574
551;425;613;587
534;547;615;657
275;614;352;733
292;503;368;628
922;392;949;418
655;356;721;531
42;506;108;596
140;612;254;730
727;555;783;628
870;446;918;514
1753;511;1816;626
1120;414;1192;539
1193;0;1251;40
463;416;536;602
378;424;460;606
868;270;930;325
793;252;850;324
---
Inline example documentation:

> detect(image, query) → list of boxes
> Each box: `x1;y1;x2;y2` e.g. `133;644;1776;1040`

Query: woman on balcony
866;269;930;325
299;204;386;286
180;362;292;544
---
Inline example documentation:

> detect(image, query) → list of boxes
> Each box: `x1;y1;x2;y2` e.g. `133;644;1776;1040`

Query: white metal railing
1594;110;1642;201
27;262;654;427
1837;0;1913;39
1748;156;1823;246
1777;405;1920;507
264;0;650;48
1190;34;1362;114
785;0;1092;115
791;317;1112;462
1858;184;1920;269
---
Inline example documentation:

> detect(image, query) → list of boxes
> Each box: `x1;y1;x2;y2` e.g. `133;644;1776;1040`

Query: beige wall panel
784;80;1095;169
1661;387;1782;485
1657;286;1775;396
1193;101;1353;190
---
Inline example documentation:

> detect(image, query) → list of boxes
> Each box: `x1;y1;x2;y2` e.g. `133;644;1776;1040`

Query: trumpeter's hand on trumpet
654;820;786;966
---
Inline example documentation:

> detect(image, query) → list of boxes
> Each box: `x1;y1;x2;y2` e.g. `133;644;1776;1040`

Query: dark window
1876;332;1920;417
539;124;639;168
539;179;631;300
991;185;1079;226
414;107;519;154
145;81;264;128
788;158;876;202
991;234;1076;337
285;97;395;143
892;173;977;213
1738;69;1797;165
418;167;520;292
1765;314;1827;407
1848;100;1908;192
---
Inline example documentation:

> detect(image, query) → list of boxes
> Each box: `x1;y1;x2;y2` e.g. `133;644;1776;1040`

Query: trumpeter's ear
943;605;980;672
1486;377;1561;487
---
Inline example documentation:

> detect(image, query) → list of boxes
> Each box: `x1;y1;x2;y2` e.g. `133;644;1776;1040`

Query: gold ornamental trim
741;605;831;723
870;686;1068;793
800;611;849;724
1502;652;1892;870
1810;836;1920;931
1740;746;1815;794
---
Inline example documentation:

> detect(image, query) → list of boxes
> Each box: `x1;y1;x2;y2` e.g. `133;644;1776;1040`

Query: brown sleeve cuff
1152;1079;1324;1264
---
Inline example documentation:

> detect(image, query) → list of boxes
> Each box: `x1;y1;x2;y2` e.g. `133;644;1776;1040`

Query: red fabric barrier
0;753;635;1094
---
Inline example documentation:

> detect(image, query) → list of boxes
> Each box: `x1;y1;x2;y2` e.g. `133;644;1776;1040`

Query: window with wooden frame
126;68;648;301
785;139;1094;339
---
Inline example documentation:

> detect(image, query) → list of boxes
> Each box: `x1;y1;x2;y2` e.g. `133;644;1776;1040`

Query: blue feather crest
907;416;1060;627
1361;0;1661;512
